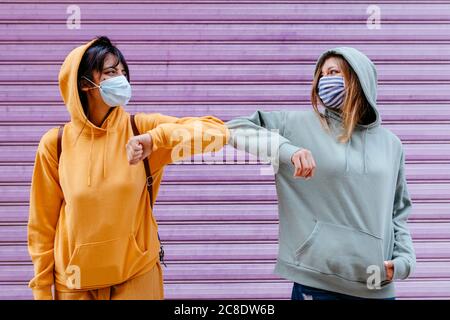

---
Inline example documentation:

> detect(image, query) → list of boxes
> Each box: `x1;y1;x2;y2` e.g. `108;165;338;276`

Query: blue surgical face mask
82;75;132;107
317;75;345;109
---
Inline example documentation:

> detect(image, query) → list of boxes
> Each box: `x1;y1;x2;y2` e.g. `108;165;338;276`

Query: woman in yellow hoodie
27;36;229;300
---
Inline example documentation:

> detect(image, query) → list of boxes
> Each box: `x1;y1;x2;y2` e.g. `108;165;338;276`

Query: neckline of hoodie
324;108;379;131
75;106;124;136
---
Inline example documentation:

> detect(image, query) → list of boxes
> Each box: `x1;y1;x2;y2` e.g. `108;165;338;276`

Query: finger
308;154;317;177
128;155;138;165
126;145;140;160
305;158;315;179
130;153;142;163
126;142;132;154
128;145;136;156
127;139;138;148
305;155;315;177
131;152;143;162
309;166;316;179
294;154;305;177
131;157;141;164
305;159;313;179
295;165;303;177
128;137;142;148
295;154;305;176
128;153;138;163
307;154;316;176
126;149;134;161
129;146;144;155
292;156;302;177
308;155;316;177
310;160;316;178
131;143;143;152
303;154;313;178
305;155;312;180
299;153;310;177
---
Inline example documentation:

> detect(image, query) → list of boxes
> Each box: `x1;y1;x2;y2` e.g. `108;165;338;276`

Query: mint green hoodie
226;47;416;299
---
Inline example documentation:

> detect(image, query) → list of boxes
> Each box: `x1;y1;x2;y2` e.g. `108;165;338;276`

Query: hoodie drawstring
88;126;94;186
345;128;369;174
87;118;110;186
103;119;109;179
345;136;351;173
327;109;371;175
363;127;369;174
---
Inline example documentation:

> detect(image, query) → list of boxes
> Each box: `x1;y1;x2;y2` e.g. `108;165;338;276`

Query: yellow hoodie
27;39;229;299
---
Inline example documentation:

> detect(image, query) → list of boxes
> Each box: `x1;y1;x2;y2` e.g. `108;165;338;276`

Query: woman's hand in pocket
126;133;153;165
384;260;394;281
291;149;316;180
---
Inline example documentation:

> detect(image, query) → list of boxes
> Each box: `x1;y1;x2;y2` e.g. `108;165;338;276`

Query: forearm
147;115;229;161
391;148;416;280
28;129;63;299
227;112;302;166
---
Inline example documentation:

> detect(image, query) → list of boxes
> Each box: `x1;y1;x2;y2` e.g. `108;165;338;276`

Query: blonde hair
311;53;370;143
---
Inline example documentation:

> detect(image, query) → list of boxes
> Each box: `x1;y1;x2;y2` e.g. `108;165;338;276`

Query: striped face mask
317;75;345;109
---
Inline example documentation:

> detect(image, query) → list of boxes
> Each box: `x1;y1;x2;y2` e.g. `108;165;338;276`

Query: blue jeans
291;283;396;300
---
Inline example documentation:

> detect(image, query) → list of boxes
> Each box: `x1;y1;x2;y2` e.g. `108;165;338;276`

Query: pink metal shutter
0;1;449;299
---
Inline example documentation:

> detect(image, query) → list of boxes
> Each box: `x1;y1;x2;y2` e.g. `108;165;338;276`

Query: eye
104;69;117;75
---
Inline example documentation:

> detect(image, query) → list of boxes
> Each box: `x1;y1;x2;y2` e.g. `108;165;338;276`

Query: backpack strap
130;114;166;267
130;114;154;207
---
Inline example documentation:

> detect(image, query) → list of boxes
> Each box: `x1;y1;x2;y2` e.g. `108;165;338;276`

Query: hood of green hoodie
313;47;382;174
314;46;381;130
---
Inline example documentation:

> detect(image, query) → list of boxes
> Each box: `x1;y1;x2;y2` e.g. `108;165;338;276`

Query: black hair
77;36;130;116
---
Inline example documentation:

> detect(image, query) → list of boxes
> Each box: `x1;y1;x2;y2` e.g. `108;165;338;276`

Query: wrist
279;143;302;165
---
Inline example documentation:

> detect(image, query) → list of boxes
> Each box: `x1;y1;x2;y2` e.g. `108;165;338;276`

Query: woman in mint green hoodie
227;47;416;300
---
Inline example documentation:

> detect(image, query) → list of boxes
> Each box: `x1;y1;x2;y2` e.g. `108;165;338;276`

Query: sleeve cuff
392;257;410;280
32;286;53;300
147;129;161;152
278;142;302;165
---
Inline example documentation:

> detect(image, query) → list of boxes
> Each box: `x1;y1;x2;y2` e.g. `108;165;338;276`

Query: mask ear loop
81;76;100;90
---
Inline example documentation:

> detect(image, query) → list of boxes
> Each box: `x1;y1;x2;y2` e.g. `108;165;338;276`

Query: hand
126;133;153;165
291;149;316;179
384;260;394;281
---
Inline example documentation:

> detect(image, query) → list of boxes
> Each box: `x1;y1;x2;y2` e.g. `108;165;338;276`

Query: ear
79;78;94;92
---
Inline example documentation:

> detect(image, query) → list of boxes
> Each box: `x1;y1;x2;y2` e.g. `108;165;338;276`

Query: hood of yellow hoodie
58;38;127;186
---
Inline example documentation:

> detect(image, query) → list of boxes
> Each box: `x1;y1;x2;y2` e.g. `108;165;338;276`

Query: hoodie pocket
64;234;146;289
295;221;385;283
